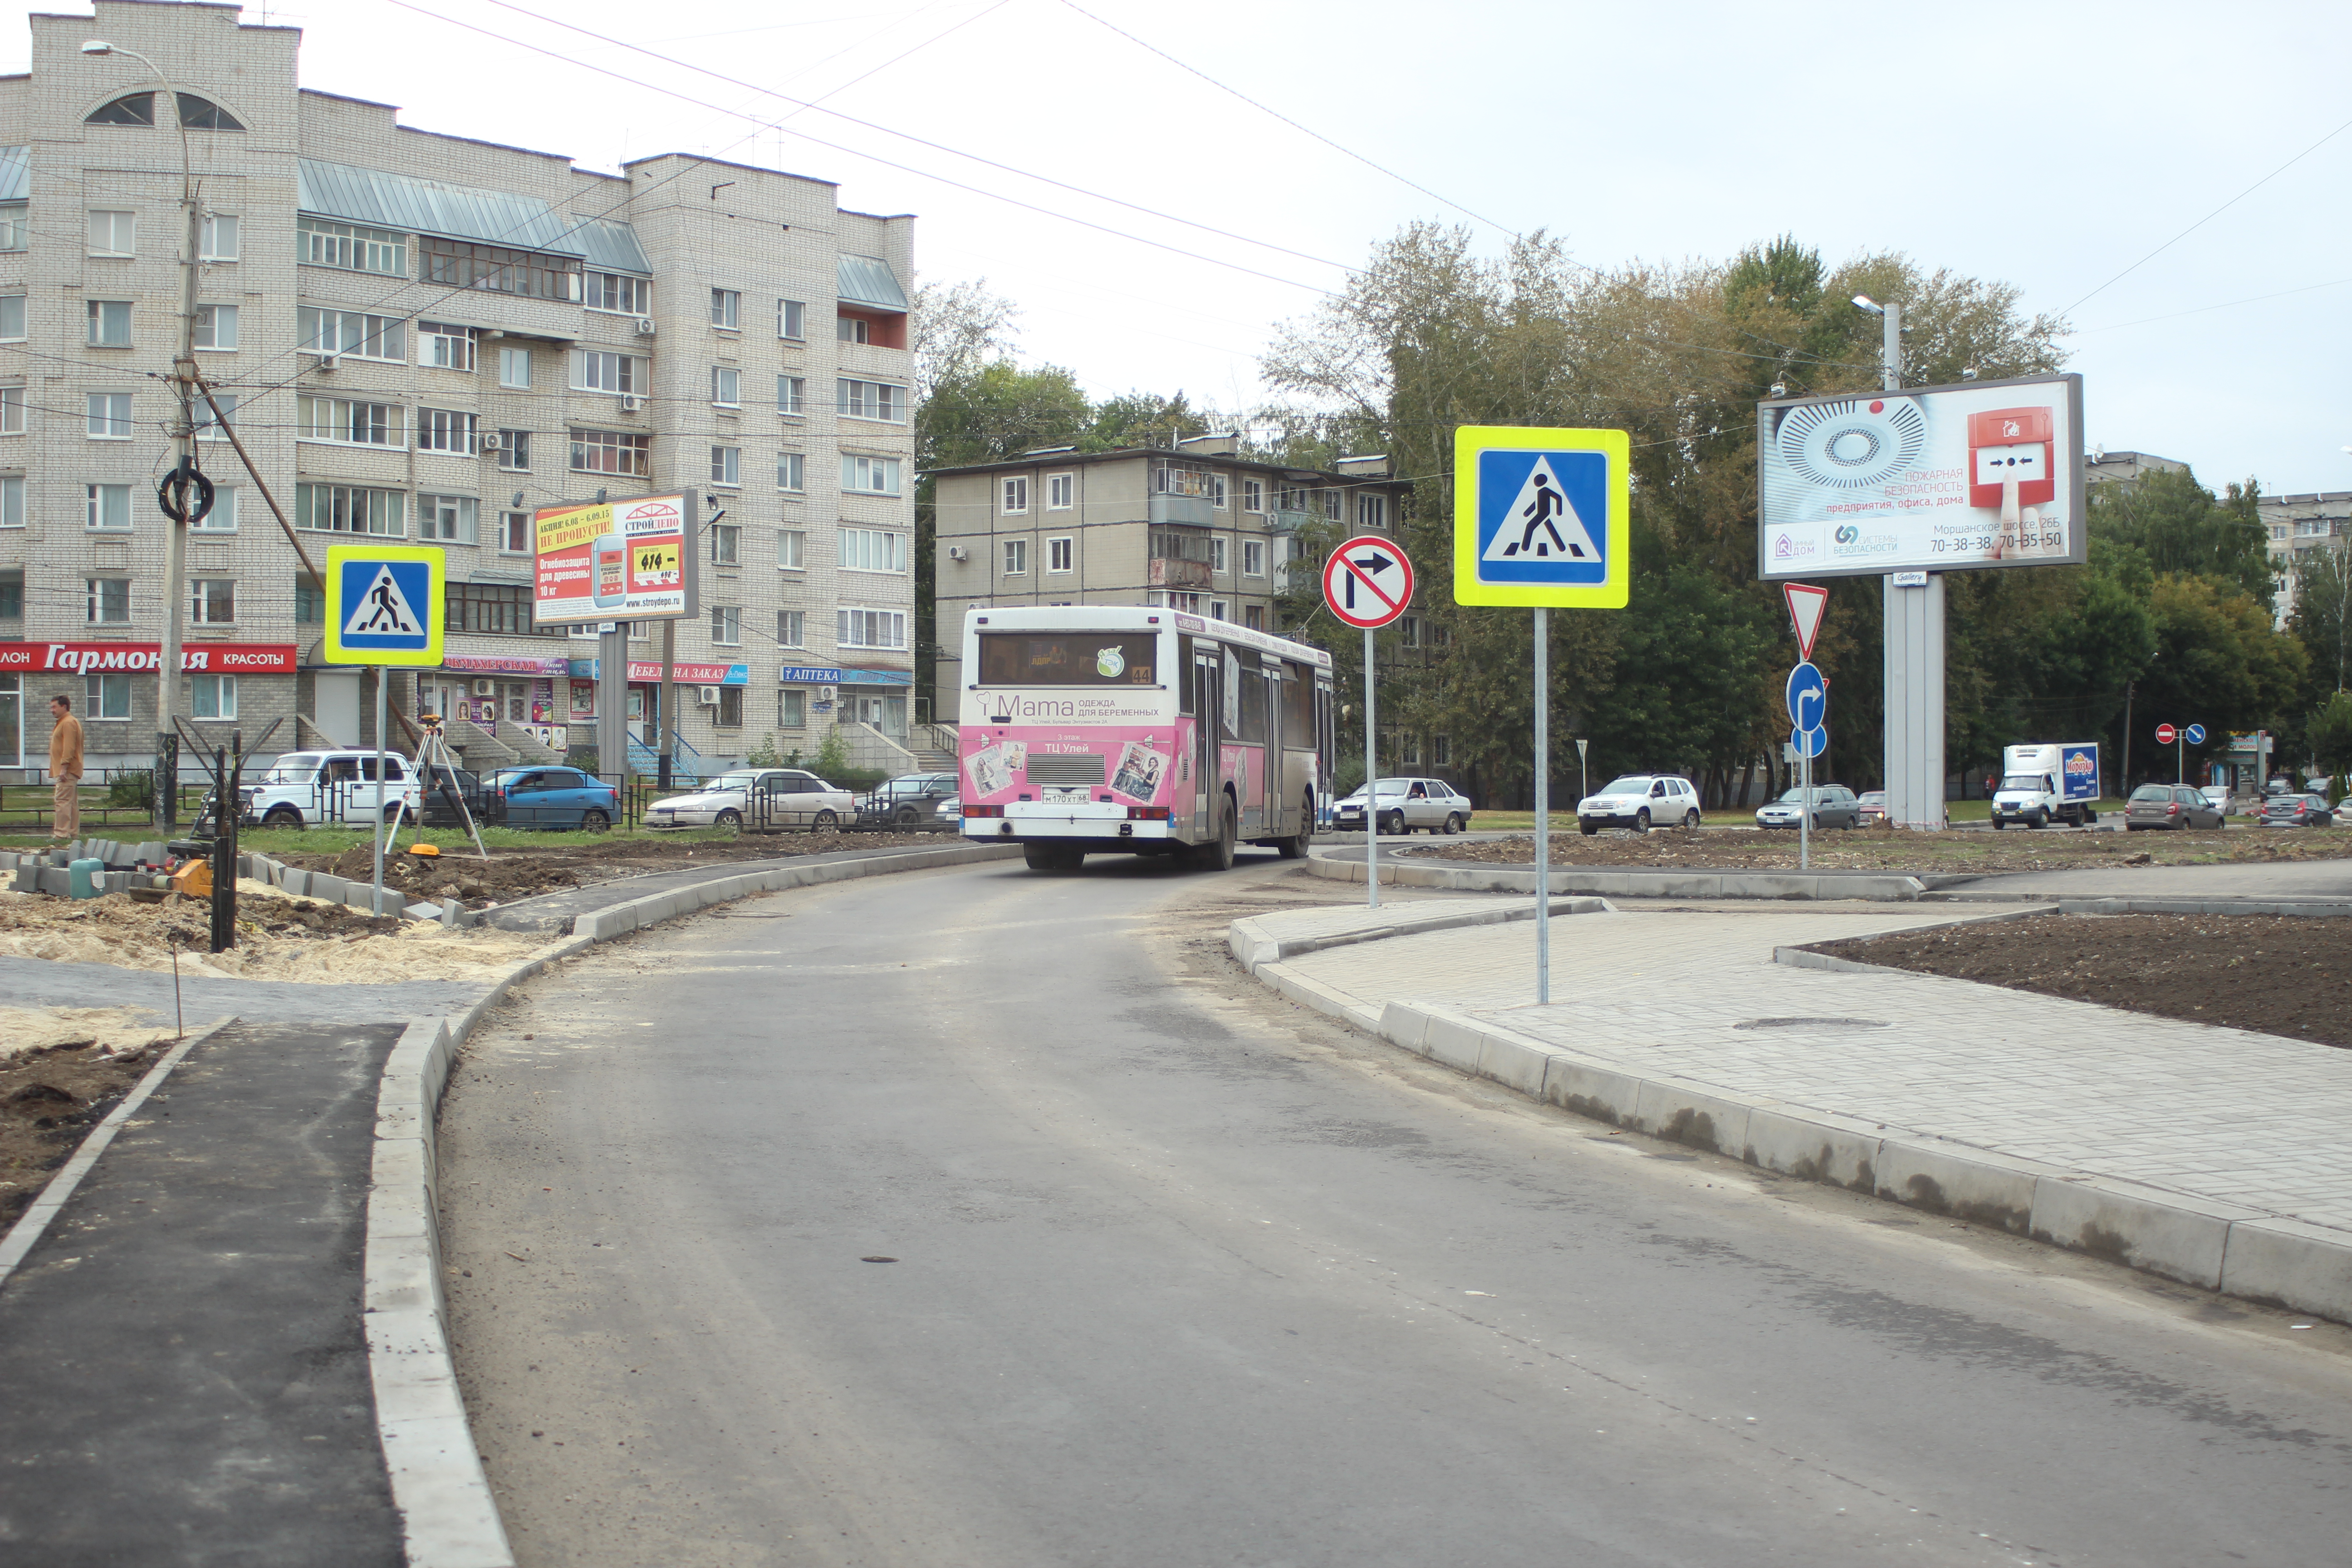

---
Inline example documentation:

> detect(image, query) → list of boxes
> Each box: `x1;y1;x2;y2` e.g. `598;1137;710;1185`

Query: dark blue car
486;766;619;831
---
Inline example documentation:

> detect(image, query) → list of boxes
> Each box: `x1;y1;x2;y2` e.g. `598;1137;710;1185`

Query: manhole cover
1732;1017;1888;1031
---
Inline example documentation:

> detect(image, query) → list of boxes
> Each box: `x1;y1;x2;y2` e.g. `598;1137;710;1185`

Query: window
1210;536;1228;575
0;476;21;527
715;686;743;728
1432;735;1450;767
1323;490;1342;521
837;379;906;421
86;93;154;127
837;315;870;344
1047;472;1073;510
0;566;16;605
1244;605;1266;632
1003;538;1028;575
1243;478;1263;513
0;295;21;340
776;608;805;646
422;238;578;301
87;210;135;255
298;307;405;361
417;494;478;544
498;347;532;389
710;288;740;329
192;393;237;441
497;429;531;470
1399;615;1422;647
86;300;131;347
0;205;23;252
699;365;739;410
710;605;741;644
176;94;244;131
446;581;551;636
1003;476;1029;514
1211;473;1228;509
193;303;238;349
294;482;405;537
499;510;532;554
191;486;236;531
777;299;804;339
86;576;130;622
191;578;235;624
776;452;805;493
85;672;131;718
87;484;132;531
1209;599;1230;622
1048;536;1073;573
1243;539;1266;577
1150;458;1217;498
779;689;805;728
87;393;132;440
776;529;805;570
571;350;646;394
1358;492;1387;530
839;527;907;573
416;407;476;454
571;428;651;476
584;272;649;314
838;607;907;649
710;524;740;565
708;446;741;488
842;454;901;495
200;213;238;260
191;673;237;719
299;216;406;277
299;397;403;446
777;376;806;416
0;387;20;435
419;321;478;371
296;576;325;625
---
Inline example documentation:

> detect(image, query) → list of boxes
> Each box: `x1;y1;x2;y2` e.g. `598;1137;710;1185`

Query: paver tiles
1275;901;2352;1236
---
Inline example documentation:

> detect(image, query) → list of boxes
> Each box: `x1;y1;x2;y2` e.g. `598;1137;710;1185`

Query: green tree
2088;466;2274;610
2306;690;2352;802
2133;573;2308;781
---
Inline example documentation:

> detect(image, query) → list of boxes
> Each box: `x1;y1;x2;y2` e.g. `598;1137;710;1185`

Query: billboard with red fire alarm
1756;372;2084;579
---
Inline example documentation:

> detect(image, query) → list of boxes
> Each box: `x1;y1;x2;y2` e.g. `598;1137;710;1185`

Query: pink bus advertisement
958;607;1334;872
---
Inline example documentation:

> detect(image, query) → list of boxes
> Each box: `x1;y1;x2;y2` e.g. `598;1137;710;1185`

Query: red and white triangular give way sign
1783;583;1829;662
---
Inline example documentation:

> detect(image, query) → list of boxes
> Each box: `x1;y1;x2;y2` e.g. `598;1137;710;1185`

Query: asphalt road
439;854;2352;1568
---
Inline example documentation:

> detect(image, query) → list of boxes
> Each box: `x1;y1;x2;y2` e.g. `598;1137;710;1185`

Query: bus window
1283;661;1313;741
1235;648;1267;743
1177;635;1193;714
978;632;1156;686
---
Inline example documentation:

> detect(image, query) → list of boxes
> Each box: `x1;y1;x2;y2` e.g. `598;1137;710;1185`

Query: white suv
1577;774;1701;834
235;750;422;828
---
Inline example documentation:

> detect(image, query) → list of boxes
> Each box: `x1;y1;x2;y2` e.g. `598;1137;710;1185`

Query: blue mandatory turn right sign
1785;662;1827;731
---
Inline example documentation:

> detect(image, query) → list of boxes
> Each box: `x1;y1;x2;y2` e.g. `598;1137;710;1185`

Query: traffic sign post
1786;662;1829;871
1323;535;1415;908
1455;426;1632;1004
323;545;447;914
2155;721;2204;783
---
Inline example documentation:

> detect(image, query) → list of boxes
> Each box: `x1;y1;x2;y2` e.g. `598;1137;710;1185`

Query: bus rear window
978;633;1157;686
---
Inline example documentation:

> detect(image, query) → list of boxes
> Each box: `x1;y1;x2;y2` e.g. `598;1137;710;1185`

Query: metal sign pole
1800;737;1811;871
1364;625;1377;909
1533;606;1549;1005
371;666;389;914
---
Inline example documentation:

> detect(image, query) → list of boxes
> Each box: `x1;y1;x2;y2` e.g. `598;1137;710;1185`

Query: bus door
1192;649;1222;839
1262;665;1286;836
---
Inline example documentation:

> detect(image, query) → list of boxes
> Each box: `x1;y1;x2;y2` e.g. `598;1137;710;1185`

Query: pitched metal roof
297;157;585;256
0;147;27;204
569;215;651;277
837;254;907;311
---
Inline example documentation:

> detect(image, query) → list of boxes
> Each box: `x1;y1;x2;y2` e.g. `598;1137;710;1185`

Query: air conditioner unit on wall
946;545;967;561
314;354;337;374
479;432;503;455
471;679;497;696
619;394;644;412
696;686;721;706
635;318;657;336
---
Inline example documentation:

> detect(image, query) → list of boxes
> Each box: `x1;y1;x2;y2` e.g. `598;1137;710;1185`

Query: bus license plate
1043;787;1090;804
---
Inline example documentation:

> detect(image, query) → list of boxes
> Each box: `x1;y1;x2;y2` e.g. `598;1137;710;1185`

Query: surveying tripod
383;711;490;862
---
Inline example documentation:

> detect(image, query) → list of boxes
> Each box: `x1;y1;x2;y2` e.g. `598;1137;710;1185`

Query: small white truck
235;750;422;828
1991;742;2100;829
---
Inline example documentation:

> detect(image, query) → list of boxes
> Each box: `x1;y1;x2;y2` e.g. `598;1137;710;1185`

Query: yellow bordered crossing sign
1452;425;1631;608
322;543;445;666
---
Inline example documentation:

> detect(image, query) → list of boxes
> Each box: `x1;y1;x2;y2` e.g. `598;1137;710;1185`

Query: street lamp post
83;39;201;832
1854;293;1946;830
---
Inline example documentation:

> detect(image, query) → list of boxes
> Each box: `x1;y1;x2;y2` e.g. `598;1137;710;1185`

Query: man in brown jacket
49;693;84;840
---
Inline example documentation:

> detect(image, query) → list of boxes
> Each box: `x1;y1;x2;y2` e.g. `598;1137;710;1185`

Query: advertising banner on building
532;492;699;623
0;642;299;674
1756;372;2085;579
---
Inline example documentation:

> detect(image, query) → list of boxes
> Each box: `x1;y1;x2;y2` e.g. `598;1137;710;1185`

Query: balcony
1149;557;1212;590
1269;509;1313;534
1148;493;1215;528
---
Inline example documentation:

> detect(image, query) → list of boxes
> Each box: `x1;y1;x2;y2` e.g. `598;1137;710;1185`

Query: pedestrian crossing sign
322;544;445;666
1453;426;1630;607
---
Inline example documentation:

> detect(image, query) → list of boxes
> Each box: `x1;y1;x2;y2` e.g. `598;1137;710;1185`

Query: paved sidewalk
1239;897;2352;1315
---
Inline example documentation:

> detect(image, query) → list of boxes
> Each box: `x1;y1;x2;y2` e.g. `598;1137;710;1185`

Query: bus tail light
964;803;1004;818
1126;806;1170;820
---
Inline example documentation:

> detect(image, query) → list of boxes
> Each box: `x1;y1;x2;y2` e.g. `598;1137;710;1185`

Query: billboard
1756;372;2084;579
533;492;699;623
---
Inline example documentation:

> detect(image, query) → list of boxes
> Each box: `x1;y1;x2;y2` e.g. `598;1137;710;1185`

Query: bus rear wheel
1193;800;1237;872
1277;792;1315;858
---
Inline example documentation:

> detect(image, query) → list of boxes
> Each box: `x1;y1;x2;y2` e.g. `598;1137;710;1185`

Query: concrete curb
1303;848;1929;902
363;840;1019;1566
1226;895;1610;972
1234;903;2352;1326
1933;892;2352;917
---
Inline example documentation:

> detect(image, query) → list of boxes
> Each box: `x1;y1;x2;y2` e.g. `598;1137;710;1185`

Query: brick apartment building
0;0;916;781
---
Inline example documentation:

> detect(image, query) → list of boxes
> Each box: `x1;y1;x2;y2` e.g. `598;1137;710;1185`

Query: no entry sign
2155;723;2177;746
1322;534;1415;629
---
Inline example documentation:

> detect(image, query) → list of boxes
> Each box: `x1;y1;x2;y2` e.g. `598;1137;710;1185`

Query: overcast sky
40;1;2352;494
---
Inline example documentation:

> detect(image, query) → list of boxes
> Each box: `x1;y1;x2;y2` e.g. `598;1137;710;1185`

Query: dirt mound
1399;825;2352;874
0;1027;172;1227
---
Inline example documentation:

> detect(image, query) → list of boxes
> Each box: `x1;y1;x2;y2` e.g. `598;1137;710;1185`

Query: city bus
958;606;1336;871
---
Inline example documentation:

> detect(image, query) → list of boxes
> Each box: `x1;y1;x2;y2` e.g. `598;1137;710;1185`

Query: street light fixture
84;39;203;831
1849;295;1900;392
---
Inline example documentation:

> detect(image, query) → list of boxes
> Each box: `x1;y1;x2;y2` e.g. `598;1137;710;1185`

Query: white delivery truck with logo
1991;742;2099;828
